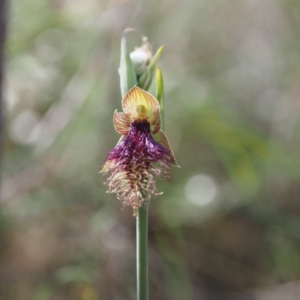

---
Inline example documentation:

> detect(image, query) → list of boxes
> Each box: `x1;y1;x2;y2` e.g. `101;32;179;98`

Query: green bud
156;66;165;131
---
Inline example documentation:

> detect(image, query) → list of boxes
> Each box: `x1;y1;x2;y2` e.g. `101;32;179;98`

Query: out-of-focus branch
0;0;7;190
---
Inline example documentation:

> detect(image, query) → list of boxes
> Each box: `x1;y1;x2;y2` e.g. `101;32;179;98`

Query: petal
113;110;130;135
152;130;180;167
122;86;161;132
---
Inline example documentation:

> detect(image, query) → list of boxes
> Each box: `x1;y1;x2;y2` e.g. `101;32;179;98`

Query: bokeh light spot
185;174;218;206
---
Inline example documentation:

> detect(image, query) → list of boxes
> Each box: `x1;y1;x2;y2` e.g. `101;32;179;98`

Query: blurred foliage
2;0;300;299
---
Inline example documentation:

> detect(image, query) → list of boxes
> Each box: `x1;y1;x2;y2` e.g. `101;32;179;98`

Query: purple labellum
103;120;172;212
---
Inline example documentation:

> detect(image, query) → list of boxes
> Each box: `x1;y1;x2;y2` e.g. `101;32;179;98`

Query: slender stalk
136;202;149;300
136;67;165;300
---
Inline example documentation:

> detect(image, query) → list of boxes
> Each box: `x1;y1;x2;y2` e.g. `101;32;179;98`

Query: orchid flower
100;86;178;215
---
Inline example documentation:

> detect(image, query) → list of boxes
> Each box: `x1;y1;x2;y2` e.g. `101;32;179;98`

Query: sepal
152;130;179;167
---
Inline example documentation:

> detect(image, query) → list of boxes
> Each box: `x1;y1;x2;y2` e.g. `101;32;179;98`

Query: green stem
136;202;149;300
136;67;165;300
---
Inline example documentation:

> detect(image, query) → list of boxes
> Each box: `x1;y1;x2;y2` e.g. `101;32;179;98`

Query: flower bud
130;48;149;75
130;37;152;76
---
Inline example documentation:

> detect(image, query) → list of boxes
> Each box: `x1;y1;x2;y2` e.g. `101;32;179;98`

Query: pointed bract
119;28;138;96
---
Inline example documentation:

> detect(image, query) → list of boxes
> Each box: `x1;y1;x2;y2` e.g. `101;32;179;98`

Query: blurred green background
2;0;300;299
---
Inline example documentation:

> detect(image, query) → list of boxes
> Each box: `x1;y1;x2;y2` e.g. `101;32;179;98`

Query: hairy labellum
104;120;171;212
100;86;178;215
